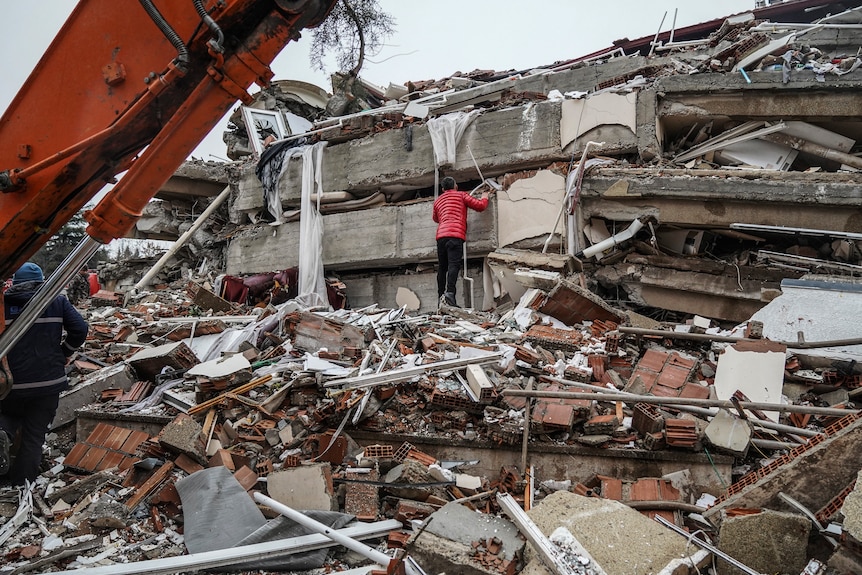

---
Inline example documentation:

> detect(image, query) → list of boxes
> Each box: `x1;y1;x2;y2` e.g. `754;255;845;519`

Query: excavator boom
0;0;337;365
0;0;336;280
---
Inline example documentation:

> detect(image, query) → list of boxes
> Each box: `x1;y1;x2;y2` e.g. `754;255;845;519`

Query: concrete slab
717;509;810;575
423;501;524;561
561;92;638;150
749;277;862;365
126;341;199;381
496;170;565;248
158;413;207;464
704;414;862;523
524;491;691;575
349;430;732;496
408;530;510;575
266;463;336;511
225;200;496;275
52;363;137;429
713;340;786;421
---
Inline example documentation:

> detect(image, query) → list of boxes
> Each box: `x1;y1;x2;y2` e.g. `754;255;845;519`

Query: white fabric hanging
296;141;330;308
426;109;481;168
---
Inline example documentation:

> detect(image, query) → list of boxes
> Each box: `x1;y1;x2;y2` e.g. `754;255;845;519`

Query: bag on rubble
0;355;12;400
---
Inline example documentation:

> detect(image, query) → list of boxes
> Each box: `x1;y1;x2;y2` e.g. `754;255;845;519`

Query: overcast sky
2;1;755;161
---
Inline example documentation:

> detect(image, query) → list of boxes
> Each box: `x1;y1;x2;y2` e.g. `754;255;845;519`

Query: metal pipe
0;236;102;361
501;389;856;417
654;515;764;575
753;22;862;30
543;141;604;254
581;216;645;259
669;8;677;44
648;11;668;57
618;326;862;350
547;378;820;438
53;519;401;575
254;493;393;567
761;132;862;170
752;438;799;451
625;500;705;513
730;223;862;241
134;185;230;291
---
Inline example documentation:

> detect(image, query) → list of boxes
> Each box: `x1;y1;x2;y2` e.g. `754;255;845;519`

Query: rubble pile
1;266;861;575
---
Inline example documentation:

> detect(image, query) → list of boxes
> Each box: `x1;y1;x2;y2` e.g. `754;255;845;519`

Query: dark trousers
437;237;464;298
0;393;60;485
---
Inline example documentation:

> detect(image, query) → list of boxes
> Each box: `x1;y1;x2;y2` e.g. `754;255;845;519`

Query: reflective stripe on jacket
4;282;88;397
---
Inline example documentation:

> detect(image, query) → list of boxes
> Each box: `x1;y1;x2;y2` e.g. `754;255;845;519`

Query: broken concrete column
717;509;810;575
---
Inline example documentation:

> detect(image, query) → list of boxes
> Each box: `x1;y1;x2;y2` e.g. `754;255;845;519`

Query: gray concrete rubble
5;2;862;574
716;509;810;575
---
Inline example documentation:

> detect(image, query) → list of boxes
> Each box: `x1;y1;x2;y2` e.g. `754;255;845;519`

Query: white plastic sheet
427;110;481;167
297;142;329;308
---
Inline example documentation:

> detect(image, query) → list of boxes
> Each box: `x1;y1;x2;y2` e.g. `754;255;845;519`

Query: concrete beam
350;431;732;496
232;101;566;217
226;199;497;274
581;170;862;231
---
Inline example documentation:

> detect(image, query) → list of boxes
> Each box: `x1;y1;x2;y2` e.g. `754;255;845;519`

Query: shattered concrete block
426;501;523;557
704;409;751;457
52;363;136;429
717;509;810;575
344;468;379;521
538;278;627;327
706;415;862;523
126;340;200;381
395;286;420;311
266;462;336;511
524;491;694;575
409;531;512;575
828;545;862;575
158;413;207;465
87;495;133;529
385;459;436;500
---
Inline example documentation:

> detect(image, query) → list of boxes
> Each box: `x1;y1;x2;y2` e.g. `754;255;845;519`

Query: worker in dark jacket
432;177;490;307
0;262;88;485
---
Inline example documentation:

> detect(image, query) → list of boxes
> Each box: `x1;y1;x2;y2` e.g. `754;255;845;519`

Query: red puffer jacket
433;190;489;240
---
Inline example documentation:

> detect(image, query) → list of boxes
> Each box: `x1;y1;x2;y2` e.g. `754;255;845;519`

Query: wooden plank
125;462;175;509
187;374;273;415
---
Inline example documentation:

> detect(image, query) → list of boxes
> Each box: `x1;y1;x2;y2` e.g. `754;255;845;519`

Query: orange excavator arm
0;0;337;364
0;0;335;277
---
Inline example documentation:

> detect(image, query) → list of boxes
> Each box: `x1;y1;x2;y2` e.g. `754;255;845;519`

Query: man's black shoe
0;431;10;475
443;292;458;307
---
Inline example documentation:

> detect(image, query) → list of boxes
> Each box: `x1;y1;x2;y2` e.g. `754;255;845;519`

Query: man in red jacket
432;177;490;307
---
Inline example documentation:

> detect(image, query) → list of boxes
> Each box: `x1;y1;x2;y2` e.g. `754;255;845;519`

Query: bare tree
309;0;395;77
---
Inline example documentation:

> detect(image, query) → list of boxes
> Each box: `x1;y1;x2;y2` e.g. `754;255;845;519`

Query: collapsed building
4;1;862;574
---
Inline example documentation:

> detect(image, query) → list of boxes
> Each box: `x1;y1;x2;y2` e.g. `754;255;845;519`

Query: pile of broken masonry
2;271;862;575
